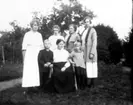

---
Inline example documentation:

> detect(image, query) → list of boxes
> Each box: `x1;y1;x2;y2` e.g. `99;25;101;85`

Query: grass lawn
0;63;22;82
0;62;132;105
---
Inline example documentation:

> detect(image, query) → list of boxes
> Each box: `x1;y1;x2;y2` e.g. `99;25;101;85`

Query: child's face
44;41;50;49
75;42;81;50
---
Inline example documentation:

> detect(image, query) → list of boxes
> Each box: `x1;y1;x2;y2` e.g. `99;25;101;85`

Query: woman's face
57;41;65;50
32;22;39;31
53;28;59;35
84;18;91;27
69;25;75;34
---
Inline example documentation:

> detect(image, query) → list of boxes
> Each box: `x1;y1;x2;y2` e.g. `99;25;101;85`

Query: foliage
94;24;123;64
108;41;123;64
0;24;29;64
39;0;95;38
122;28;133;67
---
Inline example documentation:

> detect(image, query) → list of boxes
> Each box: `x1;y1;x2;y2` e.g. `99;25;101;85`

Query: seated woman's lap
52;62;75;93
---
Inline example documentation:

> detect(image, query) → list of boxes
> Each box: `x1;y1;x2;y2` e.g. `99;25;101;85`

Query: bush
97;48;111;64
95;24;123;64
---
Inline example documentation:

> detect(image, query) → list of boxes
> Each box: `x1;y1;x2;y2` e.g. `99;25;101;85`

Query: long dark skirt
52;62;75;93
75;67;87;89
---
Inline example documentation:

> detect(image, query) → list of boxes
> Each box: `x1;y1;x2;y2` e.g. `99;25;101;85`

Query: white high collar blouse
53;48;69;62
53;48;70;68
48;34;64;51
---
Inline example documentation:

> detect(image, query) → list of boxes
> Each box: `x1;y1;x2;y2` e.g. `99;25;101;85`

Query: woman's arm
38;33;44;50
22;32;28;63
22;50;26;63
61;51;71;71
68;52;75;64
61;61;70;72
90;28;97;57
64;61;70;68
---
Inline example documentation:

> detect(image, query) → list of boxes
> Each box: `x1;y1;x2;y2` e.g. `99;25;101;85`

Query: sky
0;0;132;39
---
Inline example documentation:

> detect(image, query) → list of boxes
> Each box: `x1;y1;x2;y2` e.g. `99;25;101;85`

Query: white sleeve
22;33;28;50
38;33;44;50
64;61;70;68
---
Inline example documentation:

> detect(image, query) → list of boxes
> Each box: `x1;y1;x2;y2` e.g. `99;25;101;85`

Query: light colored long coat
82;27;97;62
80;27;98;78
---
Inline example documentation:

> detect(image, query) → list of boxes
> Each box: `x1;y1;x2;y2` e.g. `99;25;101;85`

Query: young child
38;39;53;90
69;40;87;90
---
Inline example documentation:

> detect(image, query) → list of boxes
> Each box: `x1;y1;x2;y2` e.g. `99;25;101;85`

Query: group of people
22;16;98;94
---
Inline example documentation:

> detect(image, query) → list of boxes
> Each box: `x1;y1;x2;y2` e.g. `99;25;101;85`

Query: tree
94;24;123;64
38;0;95;39
123;28;133;67
1;0;122;64
0;21;29;64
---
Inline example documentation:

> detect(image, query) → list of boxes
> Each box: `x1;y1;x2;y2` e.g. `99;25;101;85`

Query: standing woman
52;39;75;93
22;19;44;92
48;25;64;51
64;24;80;53
79;16;98;88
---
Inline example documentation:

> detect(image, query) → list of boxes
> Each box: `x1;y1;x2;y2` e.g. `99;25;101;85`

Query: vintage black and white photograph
0;0;132;105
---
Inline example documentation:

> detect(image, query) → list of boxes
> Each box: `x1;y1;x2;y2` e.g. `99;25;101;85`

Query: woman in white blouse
52;39;75;93
48;25;64;51
22;19;44;92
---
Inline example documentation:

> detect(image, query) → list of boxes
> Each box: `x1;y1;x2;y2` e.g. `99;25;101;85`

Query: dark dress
38;49;53;90
53;62;75;93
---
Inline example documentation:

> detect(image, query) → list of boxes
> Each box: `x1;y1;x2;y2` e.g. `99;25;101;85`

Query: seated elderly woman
52;39;75;93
